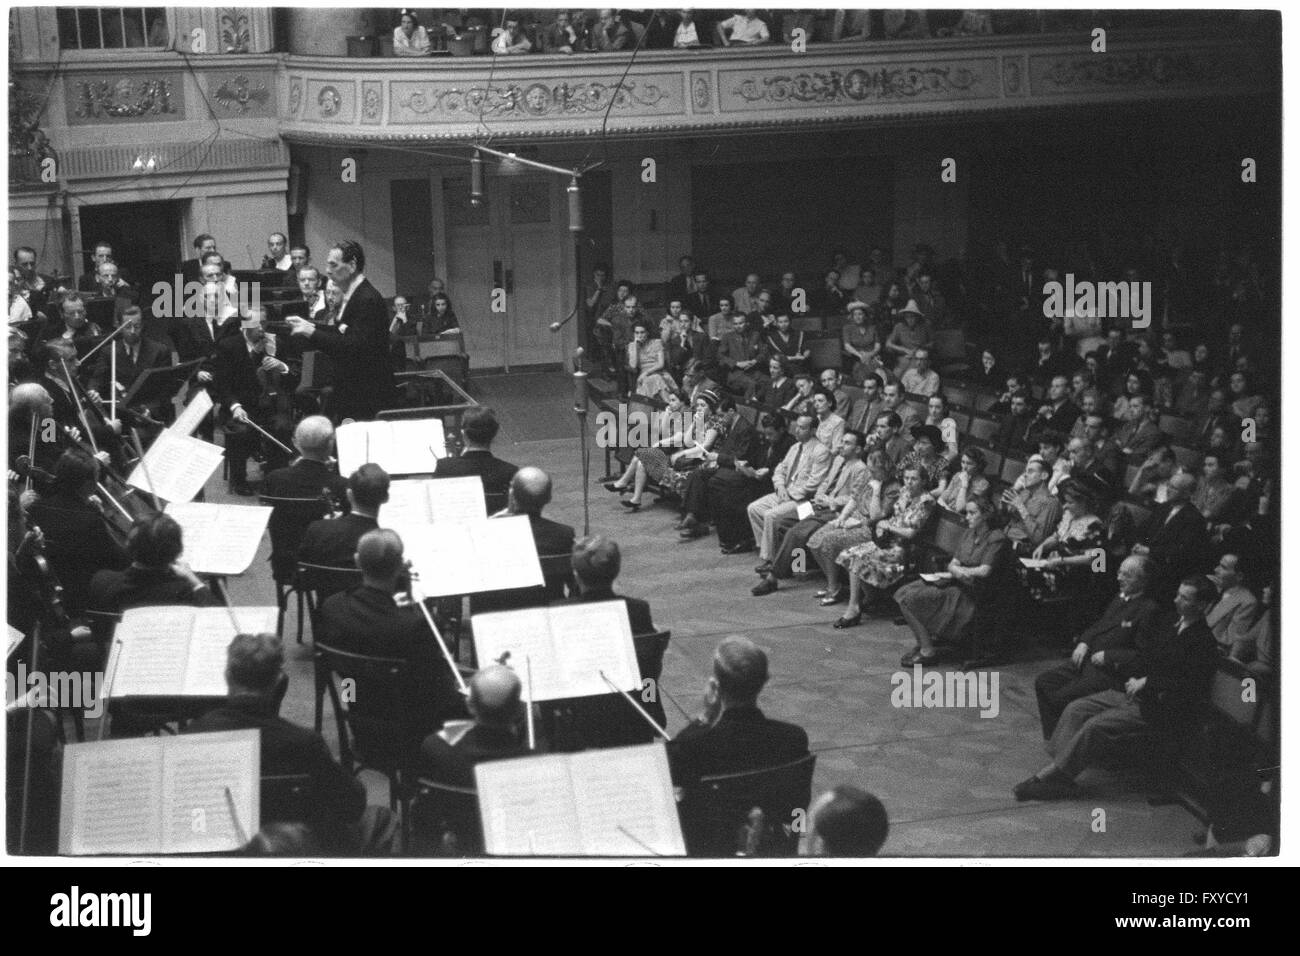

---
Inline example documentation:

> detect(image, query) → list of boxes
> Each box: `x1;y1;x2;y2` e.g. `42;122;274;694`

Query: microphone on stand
572;347;590;536
572;347;588;412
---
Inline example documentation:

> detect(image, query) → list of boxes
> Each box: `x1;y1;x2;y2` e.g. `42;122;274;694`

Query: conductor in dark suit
298;463;389;571
668;636;809;786
286;240;396;423
316;529;466;746
432;406;519;505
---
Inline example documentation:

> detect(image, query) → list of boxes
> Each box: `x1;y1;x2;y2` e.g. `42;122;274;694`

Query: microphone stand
572;347;590;536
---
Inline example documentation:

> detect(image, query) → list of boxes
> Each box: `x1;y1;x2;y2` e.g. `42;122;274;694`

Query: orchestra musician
38;294;107;359
87;307;173;423
297;266;327;320
213;309;296;496
286;240;397;423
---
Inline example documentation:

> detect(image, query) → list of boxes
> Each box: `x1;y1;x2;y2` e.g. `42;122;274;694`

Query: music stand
84;296;116;330
123;359;203;407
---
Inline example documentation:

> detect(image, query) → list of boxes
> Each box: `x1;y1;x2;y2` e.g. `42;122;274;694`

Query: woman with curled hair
893;493;1010;667
424;292;459;335
604;388;691;510
807;450;897;606
937;447;990;513
830;462;935;628
393;10;432;55
627;320;675;402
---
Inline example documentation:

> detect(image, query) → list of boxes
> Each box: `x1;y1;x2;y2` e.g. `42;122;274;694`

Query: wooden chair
260;773;314;828
410;778;483;856
944;384;974;410
679;753;816;857
806;335;843;372
297;563;365;622
966;415;1000;444
260;494;336;642
1000;456;1027;486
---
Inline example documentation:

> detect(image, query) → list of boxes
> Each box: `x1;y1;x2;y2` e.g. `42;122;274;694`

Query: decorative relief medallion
690;72;711;111
72;78;177;121
396;79;670;119
219;8;251;53
361;82;382;123
731;66;980;105
317;85;342;117
1002;58;1023;96
288;78;303;116
212;74;269;113
1041;53;1213;90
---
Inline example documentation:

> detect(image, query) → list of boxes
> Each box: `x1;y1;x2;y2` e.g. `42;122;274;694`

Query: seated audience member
1035;375;1083;436
899;347;941;397
753;429;869;595
938;447;991;514
540;10;579;52
1065;434;1118;498
433;406;519;503
781;372;816;416
1113;393;1163;462
716;9;771;45
818;367;851;418
842;302;882;383
831;463;935;628
898;424;948;495
801;786;889;858
846;371;886;435
807;450;897;606
491;14;534;53
1205;553;1259;656
620;389;727;507
732;273;763;316
994;391;1036;456
627;320;675;400
765;313;810;372
747;414;832;570
1033;555;1159;739
1021;476;1108;605
813;268;849;315
1191;452;1240;525
88;514;214;613
924;394;960;465
1016;575;1219;801
186;632;395;855
879;381;921;432
1127;445;1177;504
298;463;389;569
999;456;1062;554
425;292;460;335
673;397;757;532
588;8;631;50
393;10;432;55
752;356;798;408
672;8;705;46
883;301;933;377
683;411;792;551
317;530;465;743
811;388;846;451
606;388;692;509
418;666;526;787
261;415;349;582
669;637;809;786
717;311;765;395
893;494;1010;667
1129;472;1209;600
863;411;914;475
27;450;129;614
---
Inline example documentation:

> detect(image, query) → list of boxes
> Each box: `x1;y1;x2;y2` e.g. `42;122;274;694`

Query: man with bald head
317;529;465;744
8;382;60;490
473;466;576;613
262;415;350;583
1034;555;1160;739
801;786;889;857
418;666;526;787
668;637;809;786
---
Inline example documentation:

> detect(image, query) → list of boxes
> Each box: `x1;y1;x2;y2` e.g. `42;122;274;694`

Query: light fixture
145;154;158;172
132;155;145;172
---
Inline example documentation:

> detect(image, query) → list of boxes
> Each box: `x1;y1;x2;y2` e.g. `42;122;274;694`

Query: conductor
286;240;396;422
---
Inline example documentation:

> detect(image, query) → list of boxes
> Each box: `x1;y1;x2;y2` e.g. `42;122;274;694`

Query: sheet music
165;502;272;576
7;624;22;659
127;432;224;503
471;609;563;700
471;516;544;590
108;607;196;697
919;572;954;583
426;475;486;522
160;730;259;853
796;500;815;520
170;389;214;437
334;421;369;476
386;419;446;475
1018;558;1049;570
186;607;277;696
380;480;436;528
548;601;641;699
571;745;685;856
476;755;580;856
60;738;164;854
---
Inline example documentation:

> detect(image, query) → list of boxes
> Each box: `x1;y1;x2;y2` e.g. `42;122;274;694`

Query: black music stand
122;359;203;407
83;296;117;329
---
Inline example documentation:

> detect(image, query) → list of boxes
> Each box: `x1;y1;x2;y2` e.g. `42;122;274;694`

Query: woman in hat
884;299;933;378
893;493;1010;667
830;462;935;628
1021;475;1108;603
841;301;882;384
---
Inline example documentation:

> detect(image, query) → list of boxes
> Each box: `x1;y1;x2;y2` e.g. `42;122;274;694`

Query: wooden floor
218;371;1201;857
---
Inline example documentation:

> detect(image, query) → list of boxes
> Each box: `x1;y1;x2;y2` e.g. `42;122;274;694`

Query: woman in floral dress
808;450;897;606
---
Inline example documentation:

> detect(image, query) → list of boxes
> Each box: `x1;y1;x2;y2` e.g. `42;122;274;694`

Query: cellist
213;309;296;496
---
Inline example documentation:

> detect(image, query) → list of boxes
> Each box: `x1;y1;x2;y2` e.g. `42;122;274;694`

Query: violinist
25;449;129;615
38;294;106;358
261;415;349;584
32;339;125;473
213;309;296;496
87;513;215;614
83;260;139;326
12;246;64;320
8;383;61;493
31;341;84;434
87;307;173;423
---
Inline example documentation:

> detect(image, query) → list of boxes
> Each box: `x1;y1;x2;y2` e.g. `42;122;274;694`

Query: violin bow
25;412;38;492
58;356;99;455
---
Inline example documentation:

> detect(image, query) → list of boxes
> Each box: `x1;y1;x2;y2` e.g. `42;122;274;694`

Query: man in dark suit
1034;555;1160;738
669;637;809;786
699;411;794;552
76;241;118;291
677;399;759;537
212;312;295;495
86;307;172;420
686;269;717;323
432;406;518;506
471;467;576;613
298;463;388;569
316;529;466;746
665;254;696;306
87;513;215;614
179;234;217;287
1016;575;1221;801
185;631;395;855
417;665;526;787
286;240;396;423
261;415;349;584
1132;472;1210;601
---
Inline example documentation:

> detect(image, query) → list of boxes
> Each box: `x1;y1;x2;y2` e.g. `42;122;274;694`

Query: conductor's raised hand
285;316;316;338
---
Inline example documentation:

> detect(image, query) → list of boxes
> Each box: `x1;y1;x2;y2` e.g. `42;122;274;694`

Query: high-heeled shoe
819;591;846;606
603;481;626;493
832;611;862;629
620;498;642;512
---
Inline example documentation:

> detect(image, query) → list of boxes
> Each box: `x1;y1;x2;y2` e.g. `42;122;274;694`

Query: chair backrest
1171;444;1201;469
484;491;508;515
538;553;575;596
683;752;817;857
314;642;412;773
967;415;1000;443
1000;456;1027;485
633;629;671;682
806;336;842;371
297;562;365;605
932;511;966;557
790;314;824;333
944;384;974;409
260;494;334;579
736;403;759;426
412;777;482;856
1160;415;1194;444
950;410;971;434
972;392;998;413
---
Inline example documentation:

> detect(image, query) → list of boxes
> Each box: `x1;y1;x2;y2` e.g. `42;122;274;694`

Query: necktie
789;442;803;480
824;458;843;496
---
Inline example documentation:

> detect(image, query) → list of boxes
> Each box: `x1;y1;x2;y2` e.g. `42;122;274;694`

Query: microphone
549;321;562;332
572;348;588;410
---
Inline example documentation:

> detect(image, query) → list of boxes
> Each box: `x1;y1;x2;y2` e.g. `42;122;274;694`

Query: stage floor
216;371;1200;858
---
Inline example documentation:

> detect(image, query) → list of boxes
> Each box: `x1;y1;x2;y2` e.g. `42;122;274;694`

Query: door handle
493;259;503;288
505;268;514;295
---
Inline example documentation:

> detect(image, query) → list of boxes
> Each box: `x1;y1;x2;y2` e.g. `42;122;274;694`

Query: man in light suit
286;240;396;422
747;413;831;574
1205;553;1259;656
